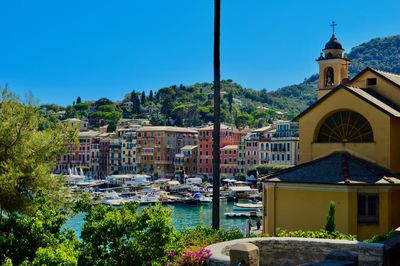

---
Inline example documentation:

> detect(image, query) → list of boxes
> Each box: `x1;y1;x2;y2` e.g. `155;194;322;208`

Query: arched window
325;67;334;86
317;111;374;143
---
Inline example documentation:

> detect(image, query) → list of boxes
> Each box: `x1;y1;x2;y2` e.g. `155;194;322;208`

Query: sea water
65;201;251;236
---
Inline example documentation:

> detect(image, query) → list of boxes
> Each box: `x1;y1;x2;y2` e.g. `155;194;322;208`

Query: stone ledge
207;237;385;266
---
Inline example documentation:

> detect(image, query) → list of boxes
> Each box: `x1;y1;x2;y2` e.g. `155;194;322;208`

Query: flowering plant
175;247;212;266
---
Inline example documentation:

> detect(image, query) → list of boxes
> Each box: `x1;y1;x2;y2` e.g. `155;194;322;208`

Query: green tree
131;90;141;114
72;102;89;112
324;201;336;233
141;91;146;105
0;88;77;214
161;95;174;118
0;190;78;265
226;91;233;113
76;96;81;104
149;90;154;101
95;97;113;107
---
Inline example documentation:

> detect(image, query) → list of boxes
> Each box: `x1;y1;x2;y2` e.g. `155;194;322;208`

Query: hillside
42;35;400;130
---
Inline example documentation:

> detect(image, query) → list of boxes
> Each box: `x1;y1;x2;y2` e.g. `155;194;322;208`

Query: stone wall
207;237;385;266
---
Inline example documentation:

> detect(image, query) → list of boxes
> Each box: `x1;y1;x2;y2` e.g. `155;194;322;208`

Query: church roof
294;84;400;121
261;152;400;185
324;34;343;50
350;67;400;89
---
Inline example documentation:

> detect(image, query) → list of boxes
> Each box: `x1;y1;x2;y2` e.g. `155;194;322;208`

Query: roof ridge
260;151;343;181
346;152;395;177
372;67;400;77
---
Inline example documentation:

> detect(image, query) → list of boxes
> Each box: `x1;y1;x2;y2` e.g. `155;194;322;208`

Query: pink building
197;124;246;177
220;145;239;176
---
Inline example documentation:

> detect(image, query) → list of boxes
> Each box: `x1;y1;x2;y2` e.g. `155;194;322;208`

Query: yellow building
262;31;400;240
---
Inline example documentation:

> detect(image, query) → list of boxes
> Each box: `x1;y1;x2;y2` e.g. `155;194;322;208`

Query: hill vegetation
41;35;400;129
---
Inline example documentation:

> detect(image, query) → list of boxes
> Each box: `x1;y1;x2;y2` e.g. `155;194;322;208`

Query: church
261;27;400;240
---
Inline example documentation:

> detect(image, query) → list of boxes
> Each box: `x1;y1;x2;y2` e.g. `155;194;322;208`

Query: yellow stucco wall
263;183;400;240
390;117;400;173
350;71;400;106
299;88;395;171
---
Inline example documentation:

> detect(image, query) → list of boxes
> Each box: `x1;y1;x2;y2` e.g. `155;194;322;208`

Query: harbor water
65;200;255;235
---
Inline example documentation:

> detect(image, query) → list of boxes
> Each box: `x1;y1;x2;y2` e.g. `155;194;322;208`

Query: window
325;67;334;86
317;111;374;143
358;194;379;224
367;78;377;86
287;154;290;161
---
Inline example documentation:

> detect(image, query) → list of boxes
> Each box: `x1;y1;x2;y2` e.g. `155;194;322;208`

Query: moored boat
224;210;261;218
233;202;262;211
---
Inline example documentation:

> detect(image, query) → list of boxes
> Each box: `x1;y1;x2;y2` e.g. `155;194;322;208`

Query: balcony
273;130;299;138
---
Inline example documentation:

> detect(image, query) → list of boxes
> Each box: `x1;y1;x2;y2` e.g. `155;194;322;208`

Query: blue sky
1;0;399;106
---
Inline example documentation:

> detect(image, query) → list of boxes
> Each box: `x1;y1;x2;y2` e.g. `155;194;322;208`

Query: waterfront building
174;145;198;177
238;125;276;175
262;31;400;240
257;126;275;164
268;120;299;166
197;124;245;177
240;131;261;173
118;125;141;174
220;145;239;176
99;133;112;177
109;133;122;174
55;130;100;176
136;126;198;177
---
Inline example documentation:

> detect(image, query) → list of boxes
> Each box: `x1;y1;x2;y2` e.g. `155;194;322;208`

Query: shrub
276;228;356;241
324;201;336;233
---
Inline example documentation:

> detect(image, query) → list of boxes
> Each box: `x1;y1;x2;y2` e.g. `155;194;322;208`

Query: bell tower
317;21;350;99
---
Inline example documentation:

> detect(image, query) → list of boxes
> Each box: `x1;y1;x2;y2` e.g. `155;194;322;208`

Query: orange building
136;126;198;177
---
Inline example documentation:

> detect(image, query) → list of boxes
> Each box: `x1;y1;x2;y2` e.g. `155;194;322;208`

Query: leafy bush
276;228;356;241
365;230;399;243
75;200;177;266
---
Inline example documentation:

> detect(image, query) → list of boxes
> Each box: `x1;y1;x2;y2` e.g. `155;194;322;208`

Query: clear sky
1;0;399;106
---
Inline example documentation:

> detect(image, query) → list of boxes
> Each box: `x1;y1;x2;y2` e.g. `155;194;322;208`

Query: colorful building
262;31;400;240
117;126;141;174
257;126;275;164
99;133;112;177
197;124;245;177
268;120;299;166
220;145;239;176
174;145;198;177
136;126;198;177
55;130;100;176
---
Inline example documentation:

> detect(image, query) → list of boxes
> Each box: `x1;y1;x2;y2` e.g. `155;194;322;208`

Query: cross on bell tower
330;21;337;35
316;21;350;99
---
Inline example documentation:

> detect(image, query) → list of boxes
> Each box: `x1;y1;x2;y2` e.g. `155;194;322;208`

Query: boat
224;210;261;218
233;202;262;211
192;193;212;205
175;198;201;205
100;191;126;206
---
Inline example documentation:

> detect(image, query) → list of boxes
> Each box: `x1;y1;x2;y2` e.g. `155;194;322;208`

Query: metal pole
212;0;221;230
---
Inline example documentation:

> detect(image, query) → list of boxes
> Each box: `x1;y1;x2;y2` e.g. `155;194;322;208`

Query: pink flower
168;252;175;257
